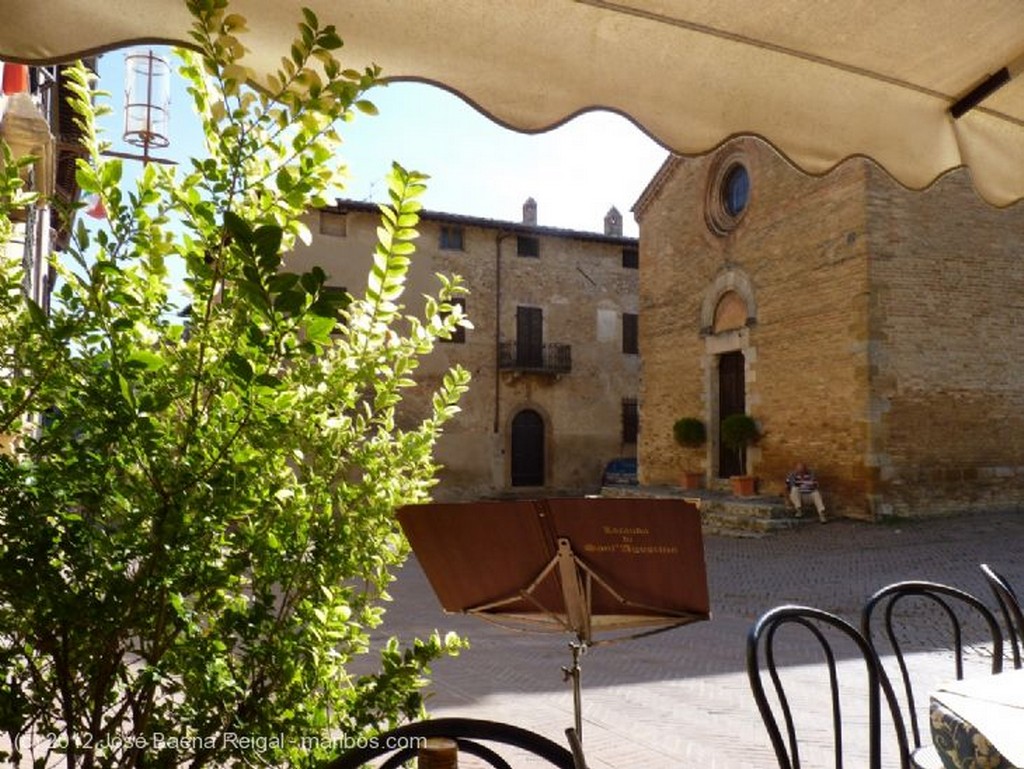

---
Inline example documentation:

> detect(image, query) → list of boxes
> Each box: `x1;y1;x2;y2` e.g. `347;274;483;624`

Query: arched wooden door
511;409;545;486
718;351;746;478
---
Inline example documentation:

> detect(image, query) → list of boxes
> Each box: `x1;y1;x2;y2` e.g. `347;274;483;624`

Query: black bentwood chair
747;605;911;769
325;717;584;769
861;581;1004;769
980;563;1024;669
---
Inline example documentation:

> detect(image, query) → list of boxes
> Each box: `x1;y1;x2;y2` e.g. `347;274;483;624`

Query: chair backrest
860;580;1003;750
747;604;910;769
324;717;580;769
980;563;1024;669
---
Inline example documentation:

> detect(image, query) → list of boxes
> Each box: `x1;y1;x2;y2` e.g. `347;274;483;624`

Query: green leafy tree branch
0;2;470;768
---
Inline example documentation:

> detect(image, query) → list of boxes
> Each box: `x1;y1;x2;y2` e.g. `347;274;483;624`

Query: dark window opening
622;313;638;355
622;247;639;269
722;165;750;217
622;398;638;444
319;211;347;237
440;225;464;250
517;235;540;258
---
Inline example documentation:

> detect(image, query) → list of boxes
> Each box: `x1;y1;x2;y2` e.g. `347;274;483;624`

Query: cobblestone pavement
369;509;1024;768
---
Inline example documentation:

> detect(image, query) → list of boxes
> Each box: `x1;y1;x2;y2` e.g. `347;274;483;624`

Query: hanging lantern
123;49;170;163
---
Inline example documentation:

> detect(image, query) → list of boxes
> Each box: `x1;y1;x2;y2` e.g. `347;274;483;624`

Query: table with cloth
930;668;1024;769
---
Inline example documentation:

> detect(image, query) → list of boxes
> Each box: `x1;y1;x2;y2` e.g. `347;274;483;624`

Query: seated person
786;462;827;522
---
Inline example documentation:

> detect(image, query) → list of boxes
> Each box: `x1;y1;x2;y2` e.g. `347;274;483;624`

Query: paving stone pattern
366;511;1024;768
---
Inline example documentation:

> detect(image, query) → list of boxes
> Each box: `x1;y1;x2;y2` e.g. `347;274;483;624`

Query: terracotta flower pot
681;471;704;490
730;475;756;496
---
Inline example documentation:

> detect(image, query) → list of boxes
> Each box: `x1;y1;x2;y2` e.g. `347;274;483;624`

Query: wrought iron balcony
498;341;572;375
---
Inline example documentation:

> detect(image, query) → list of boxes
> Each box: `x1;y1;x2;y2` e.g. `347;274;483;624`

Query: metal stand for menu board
397;497;711;743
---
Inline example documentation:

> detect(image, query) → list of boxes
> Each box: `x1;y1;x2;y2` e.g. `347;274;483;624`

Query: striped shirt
786;471;818;493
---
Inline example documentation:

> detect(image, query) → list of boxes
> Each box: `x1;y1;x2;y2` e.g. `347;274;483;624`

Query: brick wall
865;165;1024;516
638;140;868;511
639;137;1024;518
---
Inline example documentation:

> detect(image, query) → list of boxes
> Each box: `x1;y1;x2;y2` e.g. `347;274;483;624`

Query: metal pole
143;50;154;164
562;640;586;742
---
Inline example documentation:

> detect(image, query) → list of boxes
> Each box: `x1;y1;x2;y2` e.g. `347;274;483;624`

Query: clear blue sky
96;47;668;237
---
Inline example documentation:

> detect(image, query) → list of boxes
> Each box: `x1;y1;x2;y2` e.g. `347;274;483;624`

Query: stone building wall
288;201;639;501
637;136;1024;518
864;165;1024;516
636;139;870;513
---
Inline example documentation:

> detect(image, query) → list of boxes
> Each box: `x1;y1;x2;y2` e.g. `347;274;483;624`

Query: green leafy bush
0;2;469;767
672;417;706;448
720;413;759;475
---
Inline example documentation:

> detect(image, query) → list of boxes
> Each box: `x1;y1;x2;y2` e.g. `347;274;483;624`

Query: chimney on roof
604;206;623;237
522;197;537;226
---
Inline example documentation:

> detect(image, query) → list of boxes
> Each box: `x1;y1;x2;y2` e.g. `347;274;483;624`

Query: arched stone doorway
510;409;545;486
717;350;746;477
701;271;758;480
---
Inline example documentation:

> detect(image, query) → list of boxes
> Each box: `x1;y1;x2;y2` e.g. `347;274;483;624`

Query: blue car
602;457;638;486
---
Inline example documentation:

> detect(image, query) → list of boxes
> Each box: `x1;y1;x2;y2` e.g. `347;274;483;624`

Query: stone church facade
289;198;640;501
635;137;1024;518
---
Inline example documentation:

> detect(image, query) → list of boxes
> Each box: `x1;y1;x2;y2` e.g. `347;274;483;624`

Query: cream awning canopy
5;1;1024;206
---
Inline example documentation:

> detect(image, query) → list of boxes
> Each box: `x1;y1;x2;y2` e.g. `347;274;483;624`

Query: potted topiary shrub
720;413;760;496
672;417;707;489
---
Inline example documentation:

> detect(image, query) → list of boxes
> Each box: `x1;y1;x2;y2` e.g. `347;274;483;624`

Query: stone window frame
439;225;465;251
699;268;759;480
506;403;550;488
319;210;347;237
705;151;751;236
700;269;757;336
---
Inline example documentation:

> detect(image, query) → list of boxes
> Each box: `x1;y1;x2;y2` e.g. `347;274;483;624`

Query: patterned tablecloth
930;669;1024;769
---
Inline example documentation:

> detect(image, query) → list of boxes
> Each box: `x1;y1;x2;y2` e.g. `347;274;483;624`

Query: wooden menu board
397;497;710;642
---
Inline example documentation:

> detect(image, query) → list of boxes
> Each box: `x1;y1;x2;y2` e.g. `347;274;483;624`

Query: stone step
600;484;818;537
700;500;801;536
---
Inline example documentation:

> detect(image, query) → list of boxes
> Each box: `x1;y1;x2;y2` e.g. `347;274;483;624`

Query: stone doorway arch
700;270;758;480
510;409;545;487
